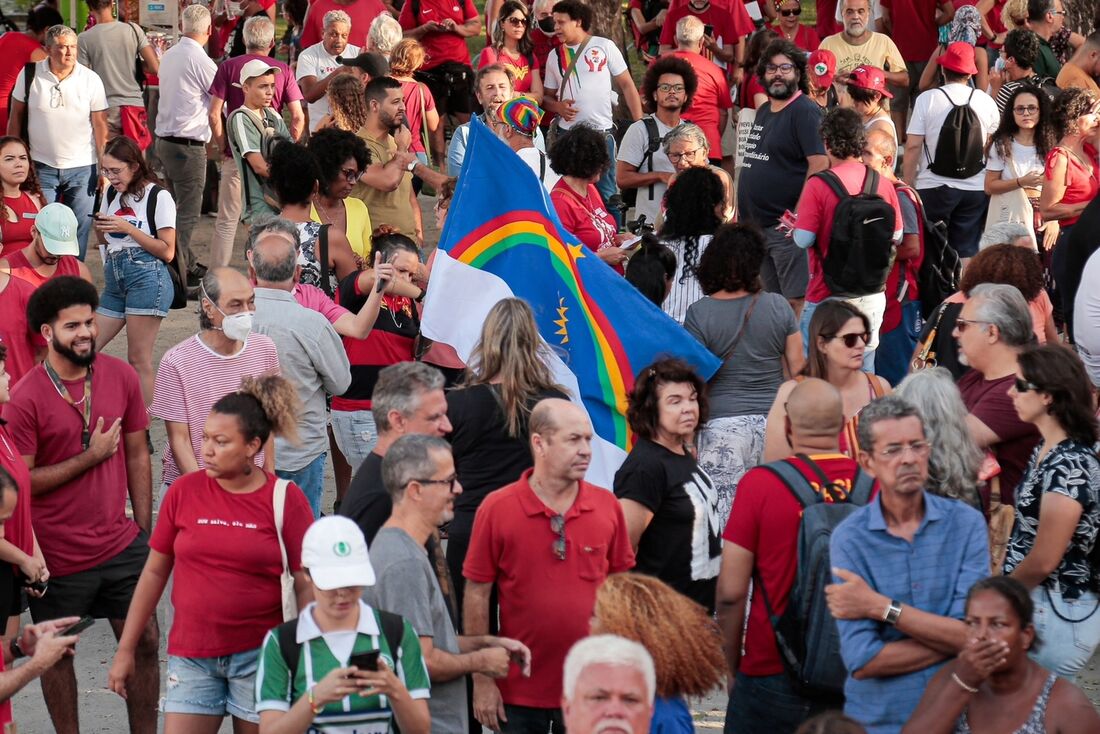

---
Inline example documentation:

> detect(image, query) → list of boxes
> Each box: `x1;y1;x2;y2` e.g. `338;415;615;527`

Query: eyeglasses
825;332;870;348
656;83;686;93
550;514;566;560
1013;377;1042;393
765;62;796;74
504;15;527;26
955;318;992;333
339;167;360;183
875;440;932;460
1051;10;1065;16
100;166;125;177
780;8;802;16
49;83;63;109
1013;105;1039;115
667;148;702;163
407;474;459;493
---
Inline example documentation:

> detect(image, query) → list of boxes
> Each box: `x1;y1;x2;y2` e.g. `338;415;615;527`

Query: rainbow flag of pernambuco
421;118;720;488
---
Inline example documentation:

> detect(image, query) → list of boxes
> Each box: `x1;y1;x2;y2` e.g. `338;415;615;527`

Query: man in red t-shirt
300;0;386;50
666;16;732;163
658;0;753;78
463;399;634;733
717;378;867;732
0;271;41;387
4;277;159;734
400;0;482;124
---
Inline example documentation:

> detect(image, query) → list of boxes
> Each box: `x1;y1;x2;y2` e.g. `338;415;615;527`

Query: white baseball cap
235;58;281;88
301;516;375;590
34;203;80;256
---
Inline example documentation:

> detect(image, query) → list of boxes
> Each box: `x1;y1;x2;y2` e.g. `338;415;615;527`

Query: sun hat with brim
495;96;544;136
34;202;79;257
234;58;281;88
807;49;837;89
937;41;978;76
301;516;376;590
847;64;894;98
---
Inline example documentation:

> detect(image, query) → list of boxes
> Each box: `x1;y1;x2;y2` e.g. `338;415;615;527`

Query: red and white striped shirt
149;334;281;485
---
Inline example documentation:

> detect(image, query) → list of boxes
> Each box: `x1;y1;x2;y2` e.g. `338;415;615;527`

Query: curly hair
1052;86;1099;139
212;374;301;446
626;357;709;440
660;167;723;284
1018;344;1099;445
988;85;1056;162
1003;28;1041;69
695;222;765;295
959;243;1044;301
804;301;870;379
548;125;609;179
0;137;41;200
641;56;698;114
269;142;322;208
326;74;371;132
820;107;866;160
308;127;371;190
388;37;427;76
593;574;726;698
551;0;591;30
27;275;98;331
756;39;809;95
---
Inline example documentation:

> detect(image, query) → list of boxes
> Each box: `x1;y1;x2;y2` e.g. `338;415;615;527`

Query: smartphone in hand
60;616;95;636
348;650;381;672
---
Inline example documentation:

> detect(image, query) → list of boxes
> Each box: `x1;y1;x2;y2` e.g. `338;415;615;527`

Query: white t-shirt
1075;249;1100;386
908;82;1000;192
13;60;107;169
986;139;1045;180
99;181;177;253
544;35;627;131
617;116;676;226
517;147;561;192
296;42;361;132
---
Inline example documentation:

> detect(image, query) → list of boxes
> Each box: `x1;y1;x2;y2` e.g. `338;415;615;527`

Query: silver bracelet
952;672;979;694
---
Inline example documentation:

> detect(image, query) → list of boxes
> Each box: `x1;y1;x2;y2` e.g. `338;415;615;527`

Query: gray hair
675;15;704;47
323;9;352;31
45;24;76;47
246;216;300;255
663;122;709;155
242;15;276;52
252;232;298;284
979;221;1035;251
563;635;656;704
969;283;1034;348
896;368;983;506
855;395;925;455
371;362;446;432
181;4;212;35
381;434;451;501
368;13;403;56
198;270;223;331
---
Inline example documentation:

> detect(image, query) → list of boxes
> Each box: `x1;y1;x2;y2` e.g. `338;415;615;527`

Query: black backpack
622;116;665;210
104;185;187;310
274;607;406;681
898;185;960;320
926;88;985;179
815;166;897;297
754;455;875;699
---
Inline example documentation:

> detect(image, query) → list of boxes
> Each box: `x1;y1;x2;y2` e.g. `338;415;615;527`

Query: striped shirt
661;234;710;325
149;333;281;485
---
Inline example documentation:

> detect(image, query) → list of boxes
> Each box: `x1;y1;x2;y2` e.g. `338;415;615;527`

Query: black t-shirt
446;383;569;520
339;452;389;545
612;438;722;611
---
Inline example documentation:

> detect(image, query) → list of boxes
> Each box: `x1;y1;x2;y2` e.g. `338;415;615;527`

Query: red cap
937;41;978;76
807;49;837;89
847;64;893;98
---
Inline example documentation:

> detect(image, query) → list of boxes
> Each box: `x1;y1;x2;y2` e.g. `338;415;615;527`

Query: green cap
34;203;80;256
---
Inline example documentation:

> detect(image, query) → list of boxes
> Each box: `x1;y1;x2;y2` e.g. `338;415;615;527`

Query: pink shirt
149;334;281;485
293;282;348;324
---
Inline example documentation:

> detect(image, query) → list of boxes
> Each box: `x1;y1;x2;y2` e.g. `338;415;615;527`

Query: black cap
336;53;390;78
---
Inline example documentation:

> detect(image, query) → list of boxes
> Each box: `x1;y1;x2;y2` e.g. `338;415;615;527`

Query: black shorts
28;532;149;622
0;562;25;620
416;62;475;116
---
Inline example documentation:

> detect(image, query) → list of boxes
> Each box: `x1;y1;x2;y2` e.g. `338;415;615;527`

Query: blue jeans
36;162;97;260
163;648;260;722
876;299;923;386
725;672;841;734
276;452;326;518
916;185;989;259
1030;585;1100;680
595;130;622;227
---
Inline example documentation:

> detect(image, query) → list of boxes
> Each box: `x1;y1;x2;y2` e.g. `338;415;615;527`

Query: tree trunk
589;0;628;50
1063;0;1097;35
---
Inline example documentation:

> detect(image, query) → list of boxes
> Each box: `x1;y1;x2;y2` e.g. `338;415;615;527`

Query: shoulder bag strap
273;478;291;577
814;169;848;202
558;37;590;91
757;459;820;510
861;165;879;196
417;84;432;168
719;292;761;362
318;224;333;298
276;619;301;680
377;609;406;659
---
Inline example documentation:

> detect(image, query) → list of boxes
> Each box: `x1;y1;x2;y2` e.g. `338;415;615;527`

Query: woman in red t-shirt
548;126;628;271
769;0;820;52
108;376;314;734
0;137;43;258
480;0;544;101
390;39;439;165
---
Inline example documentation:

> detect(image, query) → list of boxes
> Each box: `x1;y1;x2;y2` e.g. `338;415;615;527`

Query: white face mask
220;311;254;342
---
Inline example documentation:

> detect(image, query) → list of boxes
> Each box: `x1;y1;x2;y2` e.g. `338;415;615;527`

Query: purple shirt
210;53;303;154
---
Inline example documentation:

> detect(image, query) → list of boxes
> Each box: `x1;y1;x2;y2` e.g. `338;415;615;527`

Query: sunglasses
551;514;566;560
780;7;802;16
1014;377;1042;393
504;15;528;26
825;332;870;348
955;317;992;333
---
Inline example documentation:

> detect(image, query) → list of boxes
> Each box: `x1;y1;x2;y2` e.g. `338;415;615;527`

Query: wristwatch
10;638;24;660
883;600;903;626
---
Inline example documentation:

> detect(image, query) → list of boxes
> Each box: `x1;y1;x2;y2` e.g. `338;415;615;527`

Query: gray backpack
754;454;874;699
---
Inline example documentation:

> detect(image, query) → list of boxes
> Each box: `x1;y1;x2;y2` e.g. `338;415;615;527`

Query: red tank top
0;191;40;257
5;248;81;288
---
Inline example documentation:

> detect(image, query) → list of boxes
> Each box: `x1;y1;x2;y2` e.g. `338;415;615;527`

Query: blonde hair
326;75;370;132
593;574;726;698
1002;0;1028;30
389;38;426;76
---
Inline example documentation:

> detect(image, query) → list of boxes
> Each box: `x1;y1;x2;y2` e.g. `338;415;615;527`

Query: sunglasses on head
780;7;802;16
825;332;870;348
1014;377;1042;393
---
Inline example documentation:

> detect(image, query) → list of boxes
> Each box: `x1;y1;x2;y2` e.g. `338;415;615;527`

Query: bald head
251;232;299;287
787;379;845;438
530;398;585;439
864;128;897;173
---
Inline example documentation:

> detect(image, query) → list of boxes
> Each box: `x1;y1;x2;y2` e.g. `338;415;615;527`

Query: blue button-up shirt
830;491;989;734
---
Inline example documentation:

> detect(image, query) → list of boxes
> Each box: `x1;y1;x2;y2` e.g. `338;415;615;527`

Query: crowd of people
0;0;1098;733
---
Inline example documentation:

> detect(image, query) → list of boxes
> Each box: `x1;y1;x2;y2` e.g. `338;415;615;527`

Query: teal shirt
228;105;288;225
1035;38;1062;79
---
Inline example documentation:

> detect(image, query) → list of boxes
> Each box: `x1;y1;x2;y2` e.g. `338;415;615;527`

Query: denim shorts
162;648;260;722
1029;585;1100;680
98;247;173;319
331;409;378;473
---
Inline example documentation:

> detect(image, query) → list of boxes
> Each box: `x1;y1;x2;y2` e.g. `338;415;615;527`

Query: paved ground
10;205;1100;730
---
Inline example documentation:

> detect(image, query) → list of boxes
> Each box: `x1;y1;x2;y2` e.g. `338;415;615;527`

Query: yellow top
309;197;373;262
